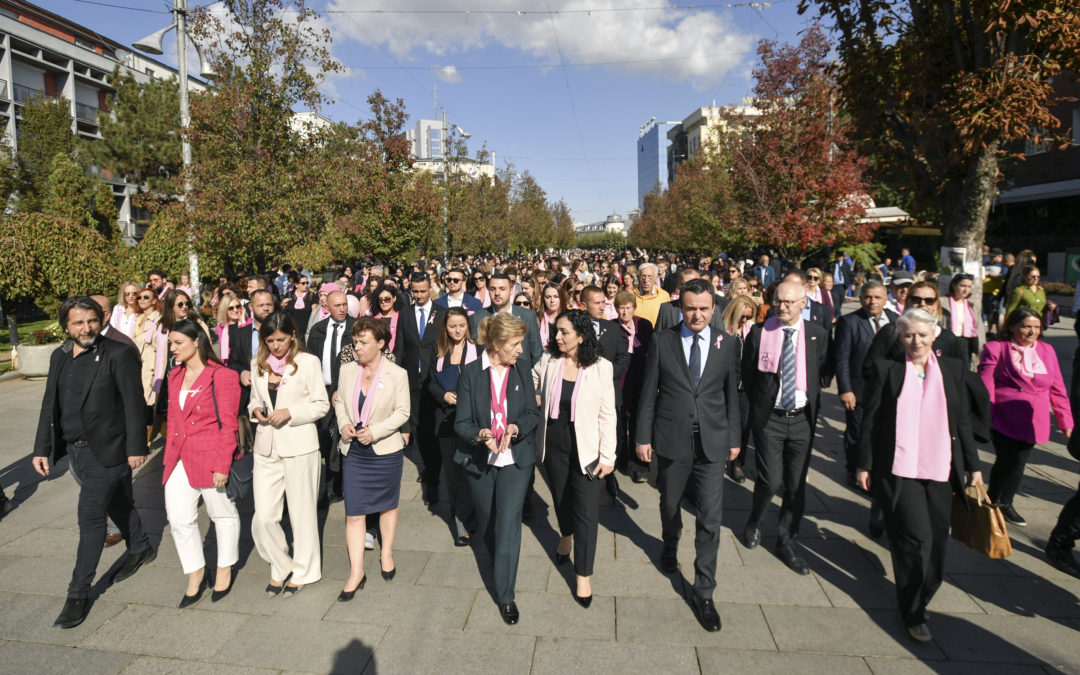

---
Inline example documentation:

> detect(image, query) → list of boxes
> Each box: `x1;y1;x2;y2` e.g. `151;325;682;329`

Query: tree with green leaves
12;97;79;212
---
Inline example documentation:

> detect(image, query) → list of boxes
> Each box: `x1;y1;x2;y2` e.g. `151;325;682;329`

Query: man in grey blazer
636;278;741;633
469;273;542;370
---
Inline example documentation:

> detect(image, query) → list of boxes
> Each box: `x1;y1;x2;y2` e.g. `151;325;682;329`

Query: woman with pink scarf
537;282;567;350
858;308;983;644
946;272;980;362
978;307;1073;528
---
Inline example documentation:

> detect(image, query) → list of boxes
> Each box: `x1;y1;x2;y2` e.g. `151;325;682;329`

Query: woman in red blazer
164;319;242;608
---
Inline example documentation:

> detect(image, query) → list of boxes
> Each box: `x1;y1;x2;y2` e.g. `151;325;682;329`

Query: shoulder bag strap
210;376;223;431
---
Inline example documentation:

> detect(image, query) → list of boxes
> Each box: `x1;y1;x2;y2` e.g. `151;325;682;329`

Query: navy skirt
342;439;403;516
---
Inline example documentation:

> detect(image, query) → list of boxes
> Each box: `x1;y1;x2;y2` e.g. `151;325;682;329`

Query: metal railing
13;83;55;105
75;102;99;123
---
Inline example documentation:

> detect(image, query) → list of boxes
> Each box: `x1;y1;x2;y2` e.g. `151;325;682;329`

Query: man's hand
268;408;291;427
212;471;228;489
636;444;653;463
839;392;857;411
32;456;50;477
444;392;457;406
356;427;374;445
240;370;252;387
728;447;740;461
856;469;870;492
128;455;147;471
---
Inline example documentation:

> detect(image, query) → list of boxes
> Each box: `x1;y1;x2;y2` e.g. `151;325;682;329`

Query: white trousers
164;460;240;575
251;448;322;585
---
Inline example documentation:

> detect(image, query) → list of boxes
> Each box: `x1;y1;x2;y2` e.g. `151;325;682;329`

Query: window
145;67;155;77
0;8;17;19
75;38;95;51
1025;127;1049;155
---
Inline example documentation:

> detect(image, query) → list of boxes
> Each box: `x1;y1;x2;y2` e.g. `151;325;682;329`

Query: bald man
91;295;138;355
740;281;828;576
306;290;355;504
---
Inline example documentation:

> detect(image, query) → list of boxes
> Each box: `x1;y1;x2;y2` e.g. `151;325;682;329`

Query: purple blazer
978;340;1073;444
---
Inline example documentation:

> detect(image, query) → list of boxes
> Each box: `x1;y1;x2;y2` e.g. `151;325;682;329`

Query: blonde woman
111;281;143;338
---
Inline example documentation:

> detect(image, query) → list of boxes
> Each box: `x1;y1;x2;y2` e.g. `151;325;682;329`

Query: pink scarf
436;342;477;372
622;320;640;354
316;305;331;322
217;324;231;361
893;353;951;481
152;328;168;394
539;314;556;346
603;301;618;320
384;311;400;352
1009;340;1047;379
741;321;752;339
757;317;807;393
949;297;977;338
490;365;509;446
350;355;385;428
266;353;289;376
549;356;583;422
475;289;491;308
293;290;307;310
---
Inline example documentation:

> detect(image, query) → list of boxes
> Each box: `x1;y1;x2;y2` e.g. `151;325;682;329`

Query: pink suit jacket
978;339;1073;445
163;362;241;488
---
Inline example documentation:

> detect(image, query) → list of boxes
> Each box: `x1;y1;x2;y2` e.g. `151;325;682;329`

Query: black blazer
863;321;966;371
595;318;630;408
858;354;980;509
283;290;318;336
306;316;356;392
741;319;829;432
832;308;899;400
398;303;447;394
654;295;729;333
635;325;741;463
34;337;146;467
226;324;255;375
621;317;654;414
453;358;541;474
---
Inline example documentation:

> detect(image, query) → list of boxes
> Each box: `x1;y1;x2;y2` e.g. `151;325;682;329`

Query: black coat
306;316;356;393
654;295;730;333
34;337;146;467
620;317;654;414
453;358;540;474
832;308;900;400
397;303;448;394
595;318;631;408
741;319;829;432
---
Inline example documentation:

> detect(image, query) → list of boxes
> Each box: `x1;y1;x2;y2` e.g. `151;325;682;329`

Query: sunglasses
176;301;191;308
228;305;242;311
808;275;820;280
297;279;309;285
473;276;485;281
515;300;531;307
447;277;463;283
138;295;153;301
124;290;138;296
378;296;394;303
908;295;937;306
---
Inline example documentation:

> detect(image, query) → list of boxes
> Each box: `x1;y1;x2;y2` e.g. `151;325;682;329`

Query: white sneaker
365;532;376;550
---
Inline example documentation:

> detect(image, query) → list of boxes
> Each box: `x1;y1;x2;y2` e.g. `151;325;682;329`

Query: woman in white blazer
332;317;411;602
248;312;330;598
533;309;617;608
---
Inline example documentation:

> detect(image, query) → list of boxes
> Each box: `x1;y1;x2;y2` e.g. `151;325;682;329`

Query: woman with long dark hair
946;272;981;362
281;271;317;336
368;283;404;358
538;282;568;349
533;310;616;607
163;319;242;606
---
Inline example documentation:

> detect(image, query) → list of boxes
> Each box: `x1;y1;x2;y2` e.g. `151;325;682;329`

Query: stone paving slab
80;605;250;659
532;636;700;673
363;627;535;674
698;648;873;674
0;641;137;675
118;656;282;675
615;596;777;650
210;614;385;673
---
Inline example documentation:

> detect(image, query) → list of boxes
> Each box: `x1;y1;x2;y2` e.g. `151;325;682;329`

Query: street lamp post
133;0;213;307
440;110;470;265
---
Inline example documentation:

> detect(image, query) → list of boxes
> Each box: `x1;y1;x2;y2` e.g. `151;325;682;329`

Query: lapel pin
714;335;723;348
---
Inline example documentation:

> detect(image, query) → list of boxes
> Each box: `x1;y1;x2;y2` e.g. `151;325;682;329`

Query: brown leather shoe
104;533;123;548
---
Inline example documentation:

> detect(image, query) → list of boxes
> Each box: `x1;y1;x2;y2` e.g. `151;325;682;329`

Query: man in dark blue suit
469;274;542;370
832;281;898;486
434;268;483;314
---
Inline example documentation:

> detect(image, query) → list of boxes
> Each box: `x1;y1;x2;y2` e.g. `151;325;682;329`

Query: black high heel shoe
573;591;593;609
381;567;396;581
338;576;366;602
179;576;208;609
555;553;570;565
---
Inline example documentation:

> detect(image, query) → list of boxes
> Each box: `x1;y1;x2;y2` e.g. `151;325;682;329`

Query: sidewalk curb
0;370;27;384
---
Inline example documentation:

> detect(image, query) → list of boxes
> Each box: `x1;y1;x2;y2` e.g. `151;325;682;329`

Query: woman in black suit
423;307;480;547
454;312;540;626
857;308;983;644
281;272;317;337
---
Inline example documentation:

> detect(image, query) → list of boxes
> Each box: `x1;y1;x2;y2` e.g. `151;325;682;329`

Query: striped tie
780;327;796;411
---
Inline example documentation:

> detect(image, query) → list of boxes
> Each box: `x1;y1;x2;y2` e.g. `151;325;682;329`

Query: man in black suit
307;290;355;504
581;286;631;496
741;281;828;575
470;273;542;370
655;268;729;333
226;289;277;411
636;279;741;632
830;251;853;309
32;297;155;629
398;274;447;504
832;280;898;486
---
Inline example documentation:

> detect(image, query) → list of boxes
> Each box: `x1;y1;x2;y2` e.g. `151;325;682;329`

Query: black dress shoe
573;592;593;608
211;584;233;603
113;547;156;583
338;576;366;602
555;552;570;566
1000;504;1027;527
742;524;761;550
775;542;811;575
691;595;722;632
660;548;678;574
729;465;746;484
454;535;472;547
53;597;88;629
1046;542;1080;578
631;470;647;484
499;602;520;625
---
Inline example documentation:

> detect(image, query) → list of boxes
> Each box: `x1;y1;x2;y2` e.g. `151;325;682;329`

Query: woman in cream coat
533;309;617;607
248;312;330;597
332;317;411;601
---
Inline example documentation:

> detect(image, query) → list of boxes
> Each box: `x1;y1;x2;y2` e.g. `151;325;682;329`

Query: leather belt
772;408;805;418
70;440;89;448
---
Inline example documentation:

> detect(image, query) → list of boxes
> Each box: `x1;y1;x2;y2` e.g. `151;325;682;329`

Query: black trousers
437;435;476;538
416;392;441;487
658;432;725;598
732;390;752;470
988;430;1035;507
881;477;951;627
618;405;648;475
464;460;532;605
1050;478;1080;550
543;434;603;577
748;412;813;546
67;444;151;599
843;404;864;474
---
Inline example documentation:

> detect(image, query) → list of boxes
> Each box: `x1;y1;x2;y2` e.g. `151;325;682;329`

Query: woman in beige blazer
332;317;411;601
533;309;617;608
248;312;330;598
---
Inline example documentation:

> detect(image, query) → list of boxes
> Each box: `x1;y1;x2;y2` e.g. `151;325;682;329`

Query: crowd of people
21;245;1080;646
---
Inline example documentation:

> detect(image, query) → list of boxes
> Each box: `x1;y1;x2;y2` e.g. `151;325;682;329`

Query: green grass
0;319;55;351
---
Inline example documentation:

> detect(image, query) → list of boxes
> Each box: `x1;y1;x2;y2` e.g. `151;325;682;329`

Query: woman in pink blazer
978;307;1073;527
164;319;242;608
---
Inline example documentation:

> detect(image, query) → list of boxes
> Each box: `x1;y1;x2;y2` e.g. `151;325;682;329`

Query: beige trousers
251;448;322;584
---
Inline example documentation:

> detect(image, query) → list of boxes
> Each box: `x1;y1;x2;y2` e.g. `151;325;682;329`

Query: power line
71;0;170;12
543;0;594;187
324;2;782;16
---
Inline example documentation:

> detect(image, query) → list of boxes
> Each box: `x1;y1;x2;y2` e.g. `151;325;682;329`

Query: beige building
666;104;761;183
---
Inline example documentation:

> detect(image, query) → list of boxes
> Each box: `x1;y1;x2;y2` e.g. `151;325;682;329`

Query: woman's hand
476;429;497;452
253;408;270;425
856;469;871;492
212;472;228;489
1047;300;1057;310
268;408;291;427
444;392;457;406
497;424;520;453
1063;428;1073;440
355;427;374;445
340;423;357;441
594;462;614;479
968;470;984;486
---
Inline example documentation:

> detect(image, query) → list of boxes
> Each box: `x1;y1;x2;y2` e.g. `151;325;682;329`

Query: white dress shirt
868;311;890;334
482;351;514;467
414;300;433;336
322;319;345;386
772;320;808;410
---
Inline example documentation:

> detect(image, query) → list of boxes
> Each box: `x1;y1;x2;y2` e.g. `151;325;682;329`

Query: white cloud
432;64;462;83
323;0;755;89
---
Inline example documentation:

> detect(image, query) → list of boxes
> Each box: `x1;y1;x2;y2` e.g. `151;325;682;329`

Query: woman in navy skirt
332;317;411;601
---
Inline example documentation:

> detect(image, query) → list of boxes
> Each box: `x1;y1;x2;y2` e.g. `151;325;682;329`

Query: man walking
33;297;155;629
307;290;354;504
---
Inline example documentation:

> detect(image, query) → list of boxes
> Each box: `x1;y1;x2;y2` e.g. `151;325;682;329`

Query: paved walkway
0;317;1077;674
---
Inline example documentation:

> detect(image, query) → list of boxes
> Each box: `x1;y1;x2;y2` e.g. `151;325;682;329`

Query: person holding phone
533;310;617;608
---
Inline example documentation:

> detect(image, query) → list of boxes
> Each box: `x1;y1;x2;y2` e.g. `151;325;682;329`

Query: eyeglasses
907;295;937;306
378;296;394;304
775;299;802;307
176;301;191;308
807;275;820;280
138;295;153;301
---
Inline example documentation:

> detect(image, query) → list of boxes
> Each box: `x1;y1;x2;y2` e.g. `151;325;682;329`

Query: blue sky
54;0;816;224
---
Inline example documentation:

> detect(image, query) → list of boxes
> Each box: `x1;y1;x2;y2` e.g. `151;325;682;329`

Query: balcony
0;79;7;100
13;84;56;105
75;102;100;124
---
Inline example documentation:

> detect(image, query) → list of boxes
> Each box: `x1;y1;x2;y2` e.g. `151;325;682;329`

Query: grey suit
469;305;543;370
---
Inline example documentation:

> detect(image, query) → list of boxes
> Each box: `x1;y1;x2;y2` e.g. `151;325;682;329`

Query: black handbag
211;378;253;503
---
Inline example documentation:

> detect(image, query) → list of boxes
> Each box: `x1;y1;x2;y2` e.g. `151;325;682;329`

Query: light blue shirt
679;322;710;380
251;325;260;362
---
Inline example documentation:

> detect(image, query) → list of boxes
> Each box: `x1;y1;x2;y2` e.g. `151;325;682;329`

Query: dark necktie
780;327;796;411
331;322;340;361
689;334;701;390
418;307;426;340
872;316;881;334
